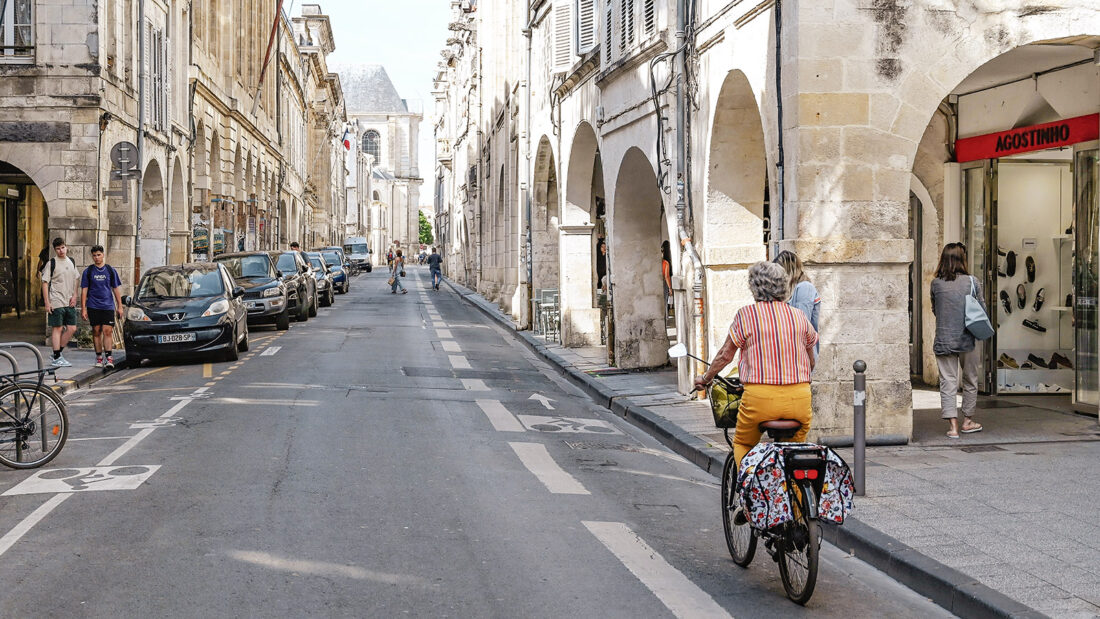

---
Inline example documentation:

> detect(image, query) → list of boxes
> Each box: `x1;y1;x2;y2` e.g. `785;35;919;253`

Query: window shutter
576;0;596;54
642;0;655;38
143;22;151;122
619;0;634;51
604;0;613;64
164;32;172;128
550;0;573;73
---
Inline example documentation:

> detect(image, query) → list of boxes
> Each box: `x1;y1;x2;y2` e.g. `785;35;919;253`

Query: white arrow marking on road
260;346;281;356
529;393;556;410
509;442;590;495
583;521;731;619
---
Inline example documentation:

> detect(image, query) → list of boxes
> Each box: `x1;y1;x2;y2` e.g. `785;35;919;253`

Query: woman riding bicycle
694;261;818;470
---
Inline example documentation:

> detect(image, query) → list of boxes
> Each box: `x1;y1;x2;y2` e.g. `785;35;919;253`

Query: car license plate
156;333;196;344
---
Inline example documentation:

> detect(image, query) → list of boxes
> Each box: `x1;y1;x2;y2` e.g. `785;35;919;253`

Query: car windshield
344;244;368;254
138;268;225;299
276;253;297;273
216;255;274;279
309;257;325;271
321;251;340;266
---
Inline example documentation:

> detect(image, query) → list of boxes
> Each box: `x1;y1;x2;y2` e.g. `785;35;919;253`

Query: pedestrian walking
40;237;79;367
931;242;985;439
290;241;301;250
661;240;673;314
80;245;123;369
774;250;821;356
693;261;818;470
596;238;608;293
390;249;408;294
428;247;443;290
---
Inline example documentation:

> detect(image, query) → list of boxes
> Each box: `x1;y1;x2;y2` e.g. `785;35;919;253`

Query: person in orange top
661;240;673;314
694;261;818;469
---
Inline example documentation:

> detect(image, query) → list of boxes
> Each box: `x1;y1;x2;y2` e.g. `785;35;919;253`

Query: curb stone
48;353;130;397
443;278;1045;619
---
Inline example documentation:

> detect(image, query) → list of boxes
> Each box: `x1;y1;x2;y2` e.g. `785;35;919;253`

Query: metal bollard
853;360;867;496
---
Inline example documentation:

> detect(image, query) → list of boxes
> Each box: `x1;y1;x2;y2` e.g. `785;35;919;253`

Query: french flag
341;128;352;151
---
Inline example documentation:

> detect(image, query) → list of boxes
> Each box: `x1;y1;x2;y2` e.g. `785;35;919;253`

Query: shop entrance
964;140;1099;410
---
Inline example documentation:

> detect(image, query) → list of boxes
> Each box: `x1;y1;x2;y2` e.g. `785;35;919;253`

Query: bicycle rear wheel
778;481;820;605
721;453;756;567
0;382;68;469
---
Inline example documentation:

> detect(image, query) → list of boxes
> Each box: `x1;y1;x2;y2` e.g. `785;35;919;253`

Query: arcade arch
139;160;166;269
559;122;605;348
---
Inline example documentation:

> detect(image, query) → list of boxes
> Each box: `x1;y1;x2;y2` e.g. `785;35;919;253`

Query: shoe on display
998;353;1019;369
1000;290;1012;315
1006;251;1017;277
1033;287;1045;311
1066;225;1073;235
1050;352;1073;369
1020;361;1035;369
1022;318;1047;333
1026;353;1049;368
1026;255;1036;283
1016;283;1026;309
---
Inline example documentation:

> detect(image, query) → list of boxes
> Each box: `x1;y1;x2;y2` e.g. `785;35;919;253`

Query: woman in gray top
930;242;985;438
774;250;820;357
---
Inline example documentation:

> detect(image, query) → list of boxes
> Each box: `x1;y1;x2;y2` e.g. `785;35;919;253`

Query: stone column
559;225;601;346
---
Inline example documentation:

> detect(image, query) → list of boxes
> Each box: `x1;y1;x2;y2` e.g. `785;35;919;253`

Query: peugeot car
214;252;291;330
305;251;336;307
123;263;249;364
268;250;317;321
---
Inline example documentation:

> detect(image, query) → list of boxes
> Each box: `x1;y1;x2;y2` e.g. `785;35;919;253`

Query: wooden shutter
604;0;613;64
576;0;597;54
551;0;573;73
143;22;151;123
642;0;655;38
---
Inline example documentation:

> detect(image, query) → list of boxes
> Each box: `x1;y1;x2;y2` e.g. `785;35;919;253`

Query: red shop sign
956;114;1099;163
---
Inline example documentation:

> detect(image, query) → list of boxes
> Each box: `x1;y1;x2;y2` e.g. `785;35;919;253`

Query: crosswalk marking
448;354;471;369
509;442;590;495
260;346;281;356
583;521;731;618
476;399;524;432
461;378;489;391
441;340;461;352
436;329;452;339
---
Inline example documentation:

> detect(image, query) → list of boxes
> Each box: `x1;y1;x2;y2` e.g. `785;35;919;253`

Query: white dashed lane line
461;378;489;391
475;399;524;432
509;442;590;495
448;354;471;369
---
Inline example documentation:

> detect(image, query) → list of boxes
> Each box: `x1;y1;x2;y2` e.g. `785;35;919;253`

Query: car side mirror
275;270;284;279
122;295;132;306
232;286;244;298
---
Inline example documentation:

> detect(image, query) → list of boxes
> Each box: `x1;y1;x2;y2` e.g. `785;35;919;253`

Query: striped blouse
729;301;818;385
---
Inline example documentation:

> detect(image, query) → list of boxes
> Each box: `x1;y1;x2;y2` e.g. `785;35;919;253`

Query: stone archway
0;159;51;313
168;157;187;265
140;160;166;270
531;136;560;328
703;69;770;355
611;147;669;369
560;122;604;347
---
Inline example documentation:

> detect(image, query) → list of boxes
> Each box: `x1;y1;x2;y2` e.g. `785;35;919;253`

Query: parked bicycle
0;353;69;469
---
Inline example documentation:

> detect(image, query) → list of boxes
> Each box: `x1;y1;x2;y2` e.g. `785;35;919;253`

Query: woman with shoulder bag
390;249;408;294
931;242;986;438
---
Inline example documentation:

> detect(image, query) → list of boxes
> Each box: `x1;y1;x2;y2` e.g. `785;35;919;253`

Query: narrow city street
0;270;947;617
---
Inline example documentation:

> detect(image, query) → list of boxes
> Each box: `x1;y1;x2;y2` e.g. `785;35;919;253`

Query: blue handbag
965;276;994;340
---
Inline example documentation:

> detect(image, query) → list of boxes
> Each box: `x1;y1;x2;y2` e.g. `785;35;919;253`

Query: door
1074;142;1099;410
963;160;996;393
909;191;923;378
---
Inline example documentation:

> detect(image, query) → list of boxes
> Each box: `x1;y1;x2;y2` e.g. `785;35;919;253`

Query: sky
299;0;452;204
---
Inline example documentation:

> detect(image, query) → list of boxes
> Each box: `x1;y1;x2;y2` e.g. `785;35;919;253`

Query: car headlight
127;307;150;322
202;299;230;317
262;287;281;298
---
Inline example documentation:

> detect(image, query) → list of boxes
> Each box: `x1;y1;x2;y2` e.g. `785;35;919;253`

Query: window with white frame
145;24;169;131
362;130;381;165
602;0;656;67
0;0;34;61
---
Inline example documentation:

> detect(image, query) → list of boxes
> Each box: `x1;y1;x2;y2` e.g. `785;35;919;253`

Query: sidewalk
0;308;126;394
447;279;1094;618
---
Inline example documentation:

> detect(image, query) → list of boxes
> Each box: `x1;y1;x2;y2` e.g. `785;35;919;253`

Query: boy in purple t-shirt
80;245;123;369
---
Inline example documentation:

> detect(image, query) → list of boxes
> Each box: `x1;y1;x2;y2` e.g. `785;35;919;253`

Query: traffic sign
109;141;138;171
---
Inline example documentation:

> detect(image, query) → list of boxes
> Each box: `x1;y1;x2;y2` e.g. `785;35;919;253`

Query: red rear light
792;469;818;480
793;470;805;480
806;469;819;480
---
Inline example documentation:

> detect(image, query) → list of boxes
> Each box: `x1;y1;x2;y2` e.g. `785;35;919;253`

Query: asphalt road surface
0;269;950;617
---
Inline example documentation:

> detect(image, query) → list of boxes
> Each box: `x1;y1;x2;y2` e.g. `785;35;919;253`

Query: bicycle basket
709;374;744;428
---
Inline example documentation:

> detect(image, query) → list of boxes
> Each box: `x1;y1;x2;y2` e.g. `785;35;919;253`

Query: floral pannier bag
737;442;855;530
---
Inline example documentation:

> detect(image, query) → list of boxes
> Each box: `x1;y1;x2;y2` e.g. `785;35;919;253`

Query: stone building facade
434;0;1100;442
339;64;423;263
0;0;348;320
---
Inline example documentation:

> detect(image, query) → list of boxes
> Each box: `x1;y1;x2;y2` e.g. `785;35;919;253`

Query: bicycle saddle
758;419;802;432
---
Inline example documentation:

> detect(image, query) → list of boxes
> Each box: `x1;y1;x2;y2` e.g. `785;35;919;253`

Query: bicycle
0;366;69;469
721;420;827;605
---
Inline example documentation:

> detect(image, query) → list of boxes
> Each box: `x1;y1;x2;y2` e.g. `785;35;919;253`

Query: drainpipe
675;0;705;382
772;0;785;257
134;0;146;288
523;0;533;329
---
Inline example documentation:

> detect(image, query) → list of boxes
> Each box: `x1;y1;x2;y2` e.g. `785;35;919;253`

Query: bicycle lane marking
0;386;206;559
583;521;731;619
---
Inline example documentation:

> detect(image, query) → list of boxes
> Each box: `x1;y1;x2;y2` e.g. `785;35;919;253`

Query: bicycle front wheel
778;481;820;605
0;382;69;469
721;453;756;567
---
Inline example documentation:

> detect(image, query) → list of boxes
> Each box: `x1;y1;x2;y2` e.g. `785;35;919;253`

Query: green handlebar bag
709;374;744;428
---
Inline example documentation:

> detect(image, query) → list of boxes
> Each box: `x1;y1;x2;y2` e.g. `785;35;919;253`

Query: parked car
213;251;290;330
123;263;249;363
342;237;372;273
318;249;350;294
305;252;336;307
269;250;317;321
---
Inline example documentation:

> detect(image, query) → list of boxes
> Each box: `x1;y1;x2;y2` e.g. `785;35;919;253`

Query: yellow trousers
733;383;813;469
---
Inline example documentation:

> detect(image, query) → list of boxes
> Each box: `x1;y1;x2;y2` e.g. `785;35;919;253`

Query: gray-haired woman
694;261;818;468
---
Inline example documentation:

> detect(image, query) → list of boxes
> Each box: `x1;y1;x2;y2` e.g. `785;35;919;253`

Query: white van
343;237;371;273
